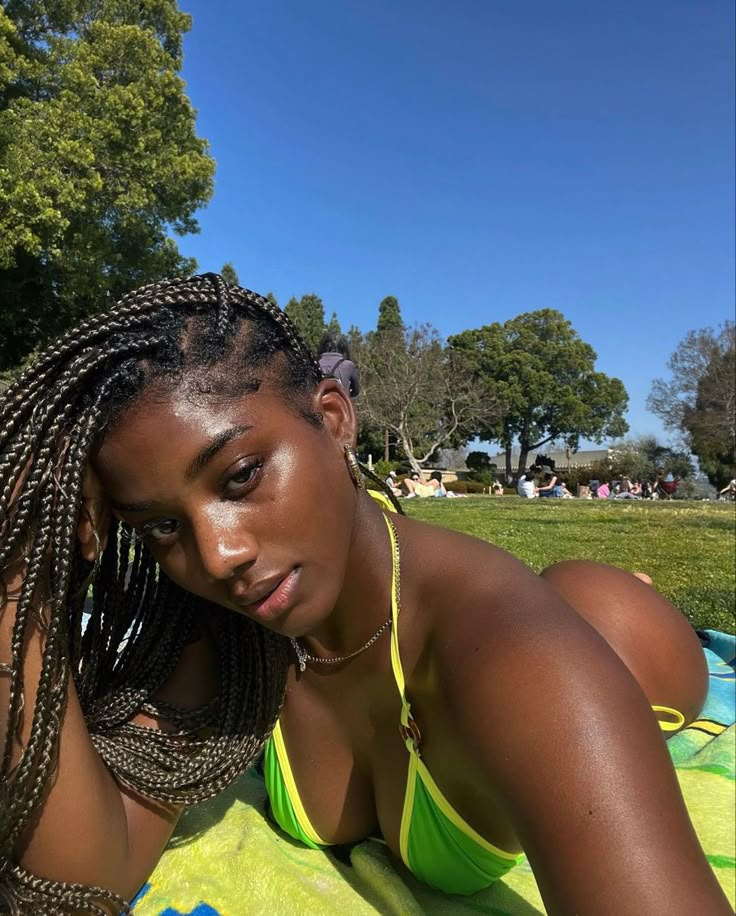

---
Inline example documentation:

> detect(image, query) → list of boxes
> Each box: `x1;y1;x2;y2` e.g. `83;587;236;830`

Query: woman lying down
0;274;729;914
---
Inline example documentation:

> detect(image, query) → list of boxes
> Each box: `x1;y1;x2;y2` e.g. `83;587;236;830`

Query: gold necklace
289;517;400;673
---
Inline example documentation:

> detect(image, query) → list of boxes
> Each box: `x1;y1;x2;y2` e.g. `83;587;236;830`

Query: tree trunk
398;428;423;475
504;442;513;483
384;428;390;462
517;417;531;475
517;445;530;475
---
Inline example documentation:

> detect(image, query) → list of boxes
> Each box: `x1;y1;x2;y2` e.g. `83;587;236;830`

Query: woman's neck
299;492;395;658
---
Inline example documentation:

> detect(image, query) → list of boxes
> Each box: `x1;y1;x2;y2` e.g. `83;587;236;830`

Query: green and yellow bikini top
264;500;523;895
263;494;686;896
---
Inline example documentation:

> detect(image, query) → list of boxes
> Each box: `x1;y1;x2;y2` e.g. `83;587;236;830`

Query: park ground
403;497;736;634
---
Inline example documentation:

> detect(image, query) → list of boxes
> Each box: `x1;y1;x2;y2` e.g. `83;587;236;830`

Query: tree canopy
0;0;213;370
648;322;735;486
354;324;501;473
284;293;326;353
449;310;629;478
325;311;342;338
376;295;403;334
220;262;240;286
607;435;694;483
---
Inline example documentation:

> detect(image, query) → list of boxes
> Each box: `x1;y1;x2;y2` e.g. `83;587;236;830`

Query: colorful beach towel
133;630;735;915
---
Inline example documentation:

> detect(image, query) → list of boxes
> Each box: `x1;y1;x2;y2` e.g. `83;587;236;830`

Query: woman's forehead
96;381;286;466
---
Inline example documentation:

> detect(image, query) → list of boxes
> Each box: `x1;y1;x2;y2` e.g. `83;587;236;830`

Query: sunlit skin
88;374;729;914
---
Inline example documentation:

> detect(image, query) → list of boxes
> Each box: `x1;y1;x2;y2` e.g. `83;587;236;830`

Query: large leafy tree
0;0;213;370
450;310;629;480
648;322;735;486
355;324;501;474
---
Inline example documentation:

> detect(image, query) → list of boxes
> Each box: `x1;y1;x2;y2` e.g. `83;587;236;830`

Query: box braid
0;276;312;912
0;274;402;913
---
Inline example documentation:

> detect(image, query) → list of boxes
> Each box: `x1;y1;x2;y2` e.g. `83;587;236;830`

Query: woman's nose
193;511;258;581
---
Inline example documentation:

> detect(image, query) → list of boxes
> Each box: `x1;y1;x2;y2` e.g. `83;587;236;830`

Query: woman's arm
438;569;730;915
1;556;218;904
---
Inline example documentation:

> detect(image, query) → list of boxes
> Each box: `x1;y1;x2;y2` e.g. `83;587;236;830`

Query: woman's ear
313;380;356;447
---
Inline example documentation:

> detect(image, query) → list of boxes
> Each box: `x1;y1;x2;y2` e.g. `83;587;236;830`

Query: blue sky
177;0;734;448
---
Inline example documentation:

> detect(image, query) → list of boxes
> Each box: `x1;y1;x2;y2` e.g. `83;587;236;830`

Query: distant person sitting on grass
491;480;504;496
718;479;736;501
385;470;402;498
517;470;538;498
403;470;446;498
596;480;611;499
616;477;642;500
537;468;561;498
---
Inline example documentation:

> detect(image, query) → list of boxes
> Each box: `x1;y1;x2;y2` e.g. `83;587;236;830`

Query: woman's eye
141;519;180;542
223;461;262;497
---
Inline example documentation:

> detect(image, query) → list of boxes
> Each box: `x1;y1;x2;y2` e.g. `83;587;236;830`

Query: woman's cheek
150;543;195;593
269;441;301;485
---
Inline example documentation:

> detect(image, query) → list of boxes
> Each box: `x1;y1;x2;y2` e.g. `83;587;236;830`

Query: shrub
468;468;494;485
373;459;399;480
446;480;485;494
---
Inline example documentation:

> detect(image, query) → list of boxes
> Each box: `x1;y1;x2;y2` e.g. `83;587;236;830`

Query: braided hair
0;274;340;913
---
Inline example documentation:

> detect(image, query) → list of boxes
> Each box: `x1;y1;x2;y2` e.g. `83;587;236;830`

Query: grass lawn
403;497;736;634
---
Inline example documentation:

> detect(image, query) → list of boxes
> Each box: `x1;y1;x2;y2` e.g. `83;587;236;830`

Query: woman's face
94;375;358;638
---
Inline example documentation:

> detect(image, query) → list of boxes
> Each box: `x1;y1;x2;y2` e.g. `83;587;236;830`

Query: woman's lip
234;568;300;621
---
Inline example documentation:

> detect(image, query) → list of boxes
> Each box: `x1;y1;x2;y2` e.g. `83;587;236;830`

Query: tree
284;293;326;353
325;311;342;338
220;262;240;285
355;324;501;474
449;310;629;481
608;435;694;483
465;450;494;484
648;323;735;486
377;296;403;334
0;1;214;370
465;451;492;473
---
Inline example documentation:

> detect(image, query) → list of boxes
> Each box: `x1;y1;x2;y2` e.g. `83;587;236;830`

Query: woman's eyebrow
185;425;252;480
111;499;155;513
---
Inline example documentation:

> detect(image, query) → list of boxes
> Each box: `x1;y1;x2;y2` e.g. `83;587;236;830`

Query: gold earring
344;445;364;489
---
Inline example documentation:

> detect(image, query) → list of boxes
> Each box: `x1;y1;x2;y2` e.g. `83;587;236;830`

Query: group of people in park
316;339;732;506
384;469;461;499
516;465;574;499
517;464;688;501
381;464;697;502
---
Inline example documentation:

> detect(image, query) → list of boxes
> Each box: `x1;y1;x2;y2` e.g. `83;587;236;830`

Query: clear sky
177;0;734;448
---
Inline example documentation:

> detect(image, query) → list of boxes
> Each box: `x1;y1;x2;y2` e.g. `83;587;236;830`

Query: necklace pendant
290;637;308;673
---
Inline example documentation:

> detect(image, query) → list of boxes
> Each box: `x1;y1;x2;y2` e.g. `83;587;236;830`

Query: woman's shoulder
395;514;537;634
394;513;604;674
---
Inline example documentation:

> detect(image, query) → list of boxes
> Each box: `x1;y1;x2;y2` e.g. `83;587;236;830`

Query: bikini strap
384;515;423;755
652;705;686;732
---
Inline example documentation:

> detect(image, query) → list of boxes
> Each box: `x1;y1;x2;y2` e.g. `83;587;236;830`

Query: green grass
403;497;736;633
